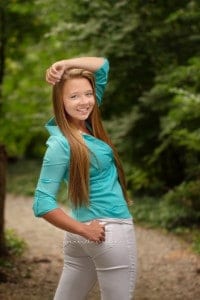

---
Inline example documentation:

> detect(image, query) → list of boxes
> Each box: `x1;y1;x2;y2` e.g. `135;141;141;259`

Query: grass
0;229;27;270
5;229;27;257
0;230;30;284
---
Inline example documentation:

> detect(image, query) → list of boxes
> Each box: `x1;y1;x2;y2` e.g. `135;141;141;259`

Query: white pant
54;219;137;300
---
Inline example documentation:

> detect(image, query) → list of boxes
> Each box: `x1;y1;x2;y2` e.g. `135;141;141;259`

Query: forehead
63;77;92;94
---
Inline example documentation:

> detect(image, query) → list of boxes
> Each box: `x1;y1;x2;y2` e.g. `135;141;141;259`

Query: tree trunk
0;0;8;256
0;144;7;256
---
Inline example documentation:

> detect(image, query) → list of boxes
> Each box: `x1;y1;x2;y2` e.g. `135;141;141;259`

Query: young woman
33;57;137;300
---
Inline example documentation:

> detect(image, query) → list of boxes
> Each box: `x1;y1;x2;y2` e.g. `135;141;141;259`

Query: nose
79;95;89;104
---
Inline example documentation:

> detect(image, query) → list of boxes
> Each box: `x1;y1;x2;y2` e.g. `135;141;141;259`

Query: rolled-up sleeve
33;136;70;217
94;58;109;105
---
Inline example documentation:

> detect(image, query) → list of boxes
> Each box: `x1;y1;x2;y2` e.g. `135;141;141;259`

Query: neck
69;118;86;130
73;121;91;134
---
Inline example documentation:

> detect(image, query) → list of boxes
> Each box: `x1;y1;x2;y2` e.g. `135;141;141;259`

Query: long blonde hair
52;68;129;207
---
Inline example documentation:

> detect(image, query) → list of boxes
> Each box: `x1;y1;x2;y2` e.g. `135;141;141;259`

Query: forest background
0;0;200;253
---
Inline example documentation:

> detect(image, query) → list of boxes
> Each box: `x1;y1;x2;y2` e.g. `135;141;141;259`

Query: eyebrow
70;89;93;94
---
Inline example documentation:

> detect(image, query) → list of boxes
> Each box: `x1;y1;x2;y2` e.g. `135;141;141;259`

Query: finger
46;69;55;83
48;65;61;75
101;226;105;233
100;229;105;240
50;71;61;80
48;73;60;82
45;76;56;85
101;226;105;236
100;236;105;242
99;236;105;243
46;75;60;85
46;67;61;81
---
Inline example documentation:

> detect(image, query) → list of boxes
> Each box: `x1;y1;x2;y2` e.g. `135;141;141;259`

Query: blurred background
0;0;200;253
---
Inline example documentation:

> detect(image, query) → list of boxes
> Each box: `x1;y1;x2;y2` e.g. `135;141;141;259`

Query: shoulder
47;134;69;148
45;117;70;152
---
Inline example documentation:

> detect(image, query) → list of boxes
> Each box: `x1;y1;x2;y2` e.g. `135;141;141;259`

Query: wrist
52;60;67;72
77;223;88;238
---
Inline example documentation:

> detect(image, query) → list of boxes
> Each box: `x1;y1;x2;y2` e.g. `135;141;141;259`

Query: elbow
33;190;59;217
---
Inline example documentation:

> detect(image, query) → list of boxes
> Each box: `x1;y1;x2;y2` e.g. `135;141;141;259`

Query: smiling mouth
77;108;90;113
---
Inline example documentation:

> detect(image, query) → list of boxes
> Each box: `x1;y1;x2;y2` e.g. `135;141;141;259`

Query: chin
78;114;90;120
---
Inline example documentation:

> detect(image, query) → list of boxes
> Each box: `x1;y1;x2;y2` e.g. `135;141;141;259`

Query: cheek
63;102;68;111
63;102;73;113
90;98;95;107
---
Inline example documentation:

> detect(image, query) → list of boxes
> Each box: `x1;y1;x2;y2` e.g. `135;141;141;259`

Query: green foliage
5;229;26;258
0;0;78;158
131;197;171;229
54;0;200;117
132;193;200;230
127;166;150;192
163;180;200;221
5;229;27;257
0;229;26;273
129;58;200;193
131;197;200;254
7;159;41;196
192;232;200;254
0;0;50;157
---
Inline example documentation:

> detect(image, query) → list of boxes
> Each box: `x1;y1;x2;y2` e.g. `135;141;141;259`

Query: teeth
77;108;89;112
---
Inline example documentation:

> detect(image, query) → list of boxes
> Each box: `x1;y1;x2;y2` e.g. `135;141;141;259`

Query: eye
70;94;79;100
85;91;94;97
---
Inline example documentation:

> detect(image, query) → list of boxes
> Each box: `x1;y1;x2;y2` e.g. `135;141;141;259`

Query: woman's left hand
46;61;66;85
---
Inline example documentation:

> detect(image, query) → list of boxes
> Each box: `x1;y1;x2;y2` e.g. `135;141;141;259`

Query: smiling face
62;77;95;128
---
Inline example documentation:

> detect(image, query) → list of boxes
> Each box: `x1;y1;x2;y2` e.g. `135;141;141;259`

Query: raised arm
46;57;105;85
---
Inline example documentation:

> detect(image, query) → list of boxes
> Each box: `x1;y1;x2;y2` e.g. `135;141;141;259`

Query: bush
162;180;200;228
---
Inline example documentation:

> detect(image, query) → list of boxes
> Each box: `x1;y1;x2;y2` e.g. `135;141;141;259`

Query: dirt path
0;194;200;300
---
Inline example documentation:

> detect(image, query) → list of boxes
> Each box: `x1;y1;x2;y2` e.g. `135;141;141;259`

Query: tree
0;0;46;256
0;145;7;255
0;0;9;255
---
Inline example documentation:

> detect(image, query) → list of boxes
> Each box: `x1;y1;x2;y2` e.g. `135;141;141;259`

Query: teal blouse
33;59;131;222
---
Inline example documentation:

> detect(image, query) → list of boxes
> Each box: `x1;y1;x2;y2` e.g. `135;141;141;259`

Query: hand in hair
46;57;105;85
